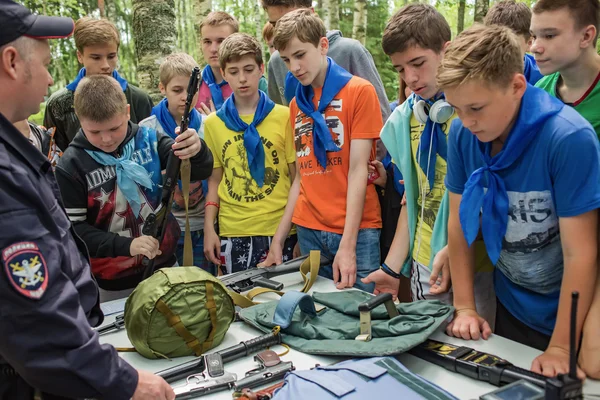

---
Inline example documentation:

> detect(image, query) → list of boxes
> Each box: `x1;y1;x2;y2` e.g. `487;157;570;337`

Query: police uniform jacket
0;112;138;399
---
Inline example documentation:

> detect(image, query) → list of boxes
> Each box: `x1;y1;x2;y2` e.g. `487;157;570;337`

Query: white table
99;273;600;399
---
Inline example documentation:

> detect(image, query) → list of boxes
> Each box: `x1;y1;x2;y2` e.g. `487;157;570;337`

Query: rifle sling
228;250;321;308
180;159;193;267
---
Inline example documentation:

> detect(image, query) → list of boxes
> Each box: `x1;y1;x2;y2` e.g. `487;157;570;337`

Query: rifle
142;66;201;280
233;350;294;391
95;314;125;336
157;328;282;384
220;253;330;293
408;339;547;388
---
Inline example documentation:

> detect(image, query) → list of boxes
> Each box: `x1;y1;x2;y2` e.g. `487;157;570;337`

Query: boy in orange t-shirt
260;9;382;292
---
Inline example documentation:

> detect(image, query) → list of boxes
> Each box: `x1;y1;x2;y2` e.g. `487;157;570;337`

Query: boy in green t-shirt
532;0;600;137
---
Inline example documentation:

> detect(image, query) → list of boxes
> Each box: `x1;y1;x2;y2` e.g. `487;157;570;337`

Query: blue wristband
380;262;402;279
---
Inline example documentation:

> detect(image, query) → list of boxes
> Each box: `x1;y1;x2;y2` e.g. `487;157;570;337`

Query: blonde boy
441;24;600;378
203;34;297;273
264;10;382;292
197;12;267;115
44;17;153;150
139;53;213;272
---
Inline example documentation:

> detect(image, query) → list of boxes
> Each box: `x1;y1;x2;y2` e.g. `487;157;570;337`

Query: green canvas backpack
124;267;235;359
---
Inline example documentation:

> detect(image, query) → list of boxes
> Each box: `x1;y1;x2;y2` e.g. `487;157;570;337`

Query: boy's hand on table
446;309;492;340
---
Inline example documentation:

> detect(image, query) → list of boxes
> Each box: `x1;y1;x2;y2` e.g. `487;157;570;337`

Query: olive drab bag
124;267;235;359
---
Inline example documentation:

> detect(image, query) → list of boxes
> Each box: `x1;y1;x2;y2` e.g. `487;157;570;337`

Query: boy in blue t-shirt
440;24;600;379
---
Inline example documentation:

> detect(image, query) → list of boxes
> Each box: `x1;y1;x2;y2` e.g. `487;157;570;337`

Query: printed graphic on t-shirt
220;135;281;202
497;190;562;295
294;99;345;173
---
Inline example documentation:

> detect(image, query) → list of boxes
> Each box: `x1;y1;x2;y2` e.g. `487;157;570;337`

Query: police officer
0;2;174;399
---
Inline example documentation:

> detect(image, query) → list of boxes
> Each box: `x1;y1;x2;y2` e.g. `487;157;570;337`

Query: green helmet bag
124;267;235;359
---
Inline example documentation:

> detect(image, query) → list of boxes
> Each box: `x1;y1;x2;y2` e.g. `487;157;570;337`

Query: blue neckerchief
216;91;275;187
459;85;563;264
284;71;300;103
382;152;404;196
151;98;202;139
151;98;207;194
524;54;544;85
408;94;449;191
85;138;153;217
295;57;352;169
201;66;227;110
66;68;128;92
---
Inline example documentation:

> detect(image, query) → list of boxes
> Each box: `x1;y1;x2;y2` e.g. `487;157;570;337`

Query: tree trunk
474;0;489;23
255;0;262;43
329;0;340;31
132;0;177;102
457;0;466;34
193;0;212;64
352;0;367;45
322;0;331;30
98;0;105;17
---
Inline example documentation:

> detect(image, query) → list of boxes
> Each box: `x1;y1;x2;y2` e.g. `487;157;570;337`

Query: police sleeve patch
2;242;49;300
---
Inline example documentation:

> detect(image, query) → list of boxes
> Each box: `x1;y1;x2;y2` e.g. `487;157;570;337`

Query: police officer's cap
0;0;74;47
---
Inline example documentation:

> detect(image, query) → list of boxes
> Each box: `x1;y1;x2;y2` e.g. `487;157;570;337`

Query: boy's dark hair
273;9;326;52
382;3;451;56
260;0;311;9
484;1;532;40
74;75;127;122
533;0;599;45
219;33;263;70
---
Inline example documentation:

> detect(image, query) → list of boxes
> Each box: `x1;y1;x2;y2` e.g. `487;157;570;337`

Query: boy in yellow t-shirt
203;33;297;273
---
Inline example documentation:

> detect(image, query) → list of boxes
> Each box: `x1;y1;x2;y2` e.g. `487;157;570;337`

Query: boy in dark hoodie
55;75;213;296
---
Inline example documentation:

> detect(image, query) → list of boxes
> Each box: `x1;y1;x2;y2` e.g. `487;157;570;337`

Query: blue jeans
296;226;380;293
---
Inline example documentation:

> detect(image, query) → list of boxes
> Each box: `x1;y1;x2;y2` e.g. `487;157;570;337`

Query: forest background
20;0;600;125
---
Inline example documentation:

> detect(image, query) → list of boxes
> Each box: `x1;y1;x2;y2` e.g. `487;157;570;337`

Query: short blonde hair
159;53;199;87
262;21;275;43
74;17;120;53
200;11;239;34
74;75;127;122
437;24;523;90
273;9;325;52
219;33;263;70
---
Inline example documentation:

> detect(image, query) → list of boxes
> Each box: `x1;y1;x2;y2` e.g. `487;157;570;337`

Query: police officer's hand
130;236;162;259
361;268;399;300
173;127;201;160
132;370;175;400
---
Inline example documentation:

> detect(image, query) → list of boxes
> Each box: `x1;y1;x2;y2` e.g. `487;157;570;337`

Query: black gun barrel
157;330;281;383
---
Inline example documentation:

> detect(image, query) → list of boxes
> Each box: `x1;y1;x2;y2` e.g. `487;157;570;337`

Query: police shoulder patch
2;242;48;300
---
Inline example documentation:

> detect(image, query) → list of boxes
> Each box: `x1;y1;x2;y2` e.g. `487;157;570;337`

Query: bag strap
272;291;317;328
180;159;193;266
154;281;218;357
228;250;322;308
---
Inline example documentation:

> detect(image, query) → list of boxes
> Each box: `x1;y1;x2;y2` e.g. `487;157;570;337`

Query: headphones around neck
413;98;454;125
